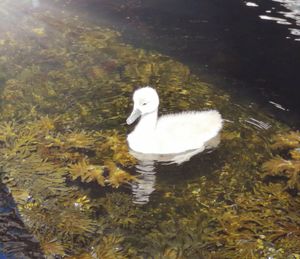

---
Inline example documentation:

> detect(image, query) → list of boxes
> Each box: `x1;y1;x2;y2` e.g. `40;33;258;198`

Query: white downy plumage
127;86;223;154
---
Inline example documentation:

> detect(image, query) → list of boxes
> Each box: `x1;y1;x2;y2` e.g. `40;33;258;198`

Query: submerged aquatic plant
270;131;300;150
0;116;137;257
105;161;136;188
57;208;97;237
68;159;105;186
65;131;96;150
0;2;299;258
97;192;140;229
40;238;66;258
263;131;300;190
92;234;127;259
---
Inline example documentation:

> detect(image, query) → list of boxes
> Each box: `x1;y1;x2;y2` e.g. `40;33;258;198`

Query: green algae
0;1;299;258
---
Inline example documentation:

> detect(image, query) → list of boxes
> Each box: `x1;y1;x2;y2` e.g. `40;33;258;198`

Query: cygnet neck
135;110;158;134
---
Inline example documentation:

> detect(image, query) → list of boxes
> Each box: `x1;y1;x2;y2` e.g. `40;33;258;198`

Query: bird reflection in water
130;134;221;204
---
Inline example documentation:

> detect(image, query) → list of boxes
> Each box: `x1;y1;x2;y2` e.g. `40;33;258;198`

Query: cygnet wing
155;110;222;153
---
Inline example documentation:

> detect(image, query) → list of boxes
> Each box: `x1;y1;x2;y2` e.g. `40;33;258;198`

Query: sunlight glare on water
245;0;300;40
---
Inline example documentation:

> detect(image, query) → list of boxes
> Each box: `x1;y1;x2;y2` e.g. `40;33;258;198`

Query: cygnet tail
206;110;223;136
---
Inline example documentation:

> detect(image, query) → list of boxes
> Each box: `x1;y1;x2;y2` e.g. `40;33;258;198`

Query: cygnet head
126;86;159;125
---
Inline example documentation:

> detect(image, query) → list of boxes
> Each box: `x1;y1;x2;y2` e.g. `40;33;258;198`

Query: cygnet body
126;87;223;154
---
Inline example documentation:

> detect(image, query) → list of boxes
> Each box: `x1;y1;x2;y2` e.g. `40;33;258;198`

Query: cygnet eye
142;102;147;106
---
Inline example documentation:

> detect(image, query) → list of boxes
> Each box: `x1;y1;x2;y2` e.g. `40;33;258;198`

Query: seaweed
92;234;127;259
98;130;137;167
40;238;66;258
105;161;136;188
68;159;105;186
97;193;141;229
291;149;300;160
65;131;96;150
270;131;300;150
0;2;298;257
56;208;97;237
263;131;300;190
0;116;137;257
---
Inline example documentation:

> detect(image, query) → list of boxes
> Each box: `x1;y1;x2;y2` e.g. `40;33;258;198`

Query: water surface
0;0;299;258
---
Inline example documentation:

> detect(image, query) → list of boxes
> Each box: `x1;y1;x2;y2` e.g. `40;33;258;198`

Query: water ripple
245;0;300;41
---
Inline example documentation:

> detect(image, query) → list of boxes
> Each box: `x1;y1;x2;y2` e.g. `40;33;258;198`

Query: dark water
69;0;300;126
